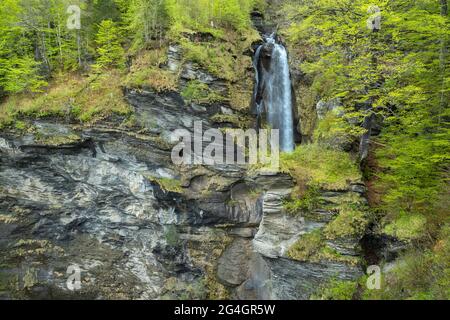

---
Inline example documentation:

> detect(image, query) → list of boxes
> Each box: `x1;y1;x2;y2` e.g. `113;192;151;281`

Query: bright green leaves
93;20;125;72
0;56;47;94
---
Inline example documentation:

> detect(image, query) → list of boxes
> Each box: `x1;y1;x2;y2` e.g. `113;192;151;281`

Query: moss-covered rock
383;213;427;242
287;229;360;266
324;205;370;240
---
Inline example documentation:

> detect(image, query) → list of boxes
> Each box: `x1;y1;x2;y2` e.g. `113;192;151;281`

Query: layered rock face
0;41;365;300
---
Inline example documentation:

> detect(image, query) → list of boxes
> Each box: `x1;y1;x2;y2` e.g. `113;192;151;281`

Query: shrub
324;205;369;240
312;279;358;300
280;143;361;190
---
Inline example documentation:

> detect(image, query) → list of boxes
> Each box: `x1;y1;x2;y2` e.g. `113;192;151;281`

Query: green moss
204;275;230;300
210;113;252;129
180;40;236;81
149;177;183;193
324;205;369;240
182;80;225;104
280;143;361;191
35;134;81;146
125;67;177;92
311;279;358;300
383;213;427;242
287;230;323;261
287;229;359;265
0;214;18;224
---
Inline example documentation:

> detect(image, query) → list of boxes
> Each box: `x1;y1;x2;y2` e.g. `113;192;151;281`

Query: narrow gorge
0;0;448;301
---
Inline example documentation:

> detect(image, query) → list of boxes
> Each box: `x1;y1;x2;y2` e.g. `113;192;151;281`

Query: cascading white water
254;35;295;152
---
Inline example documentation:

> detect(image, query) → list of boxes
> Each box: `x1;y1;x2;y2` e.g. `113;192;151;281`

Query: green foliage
283;0;449;235
151;177;183;193
182;80;224;104
93;20;126;72
363;225;450;300
375;127;449;219
280;143;361;190
311;279;358;300
287;229;360;265
0;56;47;94
123;0;169;52
314;110;366;146
283;184;321;214
0;1;47;93
324;205;369;240
0;71;131;126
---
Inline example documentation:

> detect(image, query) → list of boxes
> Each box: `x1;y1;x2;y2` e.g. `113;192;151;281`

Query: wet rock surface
1;41;366;300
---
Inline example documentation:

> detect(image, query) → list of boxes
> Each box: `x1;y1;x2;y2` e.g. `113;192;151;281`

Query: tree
93;19;125;71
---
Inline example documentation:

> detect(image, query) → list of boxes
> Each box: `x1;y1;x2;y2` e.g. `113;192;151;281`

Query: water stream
253;34;295;152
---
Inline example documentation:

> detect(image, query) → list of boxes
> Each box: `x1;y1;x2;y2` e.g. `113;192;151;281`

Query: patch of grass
182;80;225;104
150;177;183;193
287;229;359;265
311;279;358;300
210;113;253;129
287;230;323;261
280;143;361;190
324;205;369;240
363;225;450;300
181;40;237;81
73;71;132;122
35;133;81;146
383;213;427;242
283;184;322;215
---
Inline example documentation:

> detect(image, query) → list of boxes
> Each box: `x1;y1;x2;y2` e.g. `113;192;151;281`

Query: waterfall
253;34;295;152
